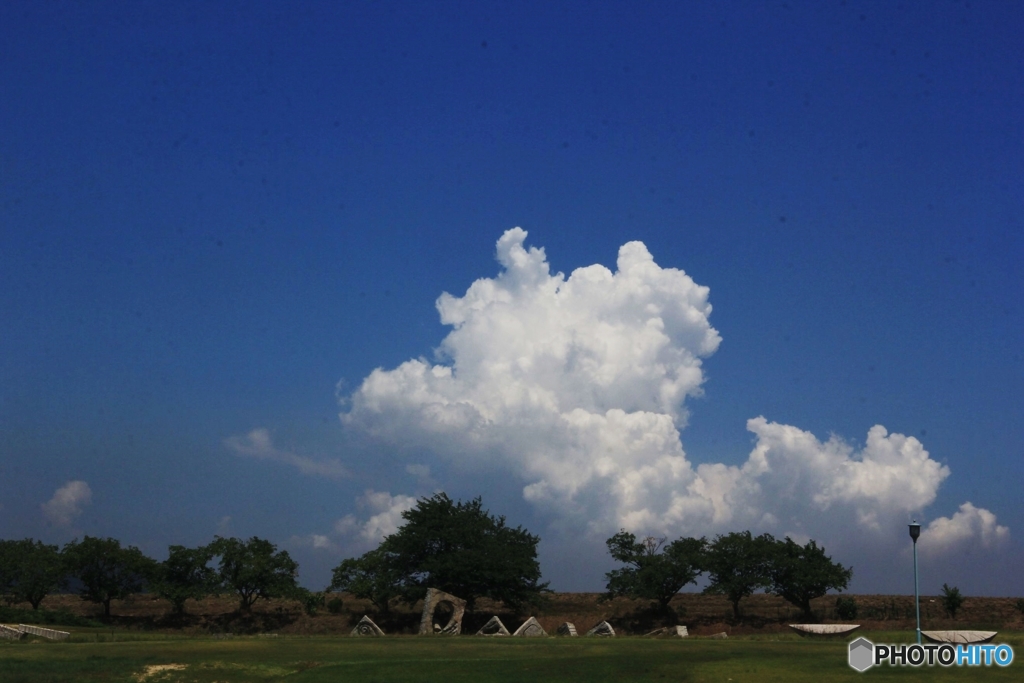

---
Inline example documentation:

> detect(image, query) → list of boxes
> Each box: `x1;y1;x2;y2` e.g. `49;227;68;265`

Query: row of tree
1;493;543;619
3;493;852;622
603;530;853;619
0;536;302;618
328;494;853;622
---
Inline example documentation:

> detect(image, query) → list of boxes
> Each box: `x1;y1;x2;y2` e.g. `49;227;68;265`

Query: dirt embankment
20;592;1024;636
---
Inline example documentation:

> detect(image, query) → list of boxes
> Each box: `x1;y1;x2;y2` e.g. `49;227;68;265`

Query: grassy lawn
1;630;1020;682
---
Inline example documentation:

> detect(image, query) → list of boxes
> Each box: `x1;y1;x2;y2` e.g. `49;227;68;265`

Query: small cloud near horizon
42;480;92;527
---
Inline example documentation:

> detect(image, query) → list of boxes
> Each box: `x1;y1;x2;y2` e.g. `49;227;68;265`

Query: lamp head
909;520;921;542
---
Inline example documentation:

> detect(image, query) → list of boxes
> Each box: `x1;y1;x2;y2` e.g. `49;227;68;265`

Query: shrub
835;596;858;620
0;605;101;628
327;597;344;614
299;590;325;616
1014;598;1024;616
940;584;965;619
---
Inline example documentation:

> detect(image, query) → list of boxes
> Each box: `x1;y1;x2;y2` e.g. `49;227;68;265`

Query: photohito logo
848;637;1014;671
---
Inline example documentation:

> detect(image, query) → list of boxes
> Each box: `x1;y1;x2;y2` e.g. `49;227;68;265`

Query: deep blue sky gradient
2;1;1022;594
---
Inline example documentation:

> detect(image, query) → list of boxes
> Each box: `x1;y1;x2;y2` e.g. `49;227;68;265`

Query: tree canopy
385;493;548;609
702;531;774;619
602;531;706;610
329;545;404;614
331;493;548;611
151;544;219;615
0;538;65;609
208;536;299;612
62;536;156;618
765;537;852;619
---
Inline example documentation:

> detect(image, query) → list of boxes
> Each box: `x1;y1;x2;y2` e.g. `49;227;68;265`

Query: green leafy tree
378;493;548;610
0;539;66;609
940;583;965;619
151;545;218;615
835;595;858;620
602;531;706;610
62;536;157;618
0;543;11;605
329;545;404;614
765;537;852;620
703;531;774;620
208;536;299;613
326;596;344;614
295;588;325;616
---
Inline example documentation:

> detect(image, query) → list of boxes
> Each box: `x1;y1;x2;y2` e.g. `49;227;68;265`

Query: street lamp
909;521;921;644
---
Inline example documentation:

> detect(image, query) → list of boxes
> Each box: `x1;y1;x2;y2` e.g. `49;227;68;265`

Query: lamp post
909;521;921;644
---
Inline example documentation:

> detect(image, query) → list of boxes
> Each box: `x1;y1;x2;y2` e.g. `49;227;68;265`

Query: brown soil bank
21;592;1024;636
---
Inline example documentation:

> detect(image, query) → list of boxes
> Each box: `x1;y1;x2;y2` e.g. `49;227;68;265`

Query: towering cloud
341;229;1006;557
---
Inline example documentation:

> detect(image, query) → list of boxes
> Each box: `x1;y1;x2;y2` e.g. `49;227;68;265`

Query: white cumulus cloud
919;502;1010;557
289;532;341;553
334;490;418;545
224;428;348;480
689;419;953;537
340;228;1007;558
42;480;92;527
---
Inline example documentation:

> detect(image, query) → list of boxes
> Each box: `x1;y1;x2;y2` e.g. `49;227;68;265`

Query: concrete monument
556;622;578;636
922;630;997;644
418;588;467;635
789;624;861;636
513;616;547;637
645;625;689;638
350;615;385;636
586;620;615;637
476;615;511;636
16;624;70;641
0;625;25;640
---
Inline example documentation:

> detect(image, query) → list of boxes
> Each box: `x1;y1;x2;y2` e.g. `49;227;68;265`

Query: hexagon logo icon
848;637;874;672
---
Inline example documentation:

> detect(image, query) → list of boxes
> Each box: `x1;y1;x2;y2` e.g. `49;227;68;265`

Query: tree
703;531;774;620
208;536;299;612
602;531;706;611
329;545;404;614
0;539;66;609
764;537;852;620
62;536;157;618
376;493;548;610
151;545;218;616
0;542;11;605
940;583;965;619
296;588;325;616
835;595;858;620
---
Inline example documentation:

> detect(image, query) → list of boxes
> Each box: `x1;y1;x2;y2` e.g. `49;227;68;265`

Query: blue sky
2;1;1021;596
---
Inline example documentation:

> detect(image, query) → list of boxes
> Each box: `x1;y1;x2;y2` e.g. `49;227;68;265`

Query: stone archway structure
418;587;467;635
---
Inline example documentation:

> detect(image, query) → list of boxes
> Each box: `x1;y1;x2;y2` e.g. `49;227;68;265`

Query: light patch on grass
198;661;299;678
136;663;186;681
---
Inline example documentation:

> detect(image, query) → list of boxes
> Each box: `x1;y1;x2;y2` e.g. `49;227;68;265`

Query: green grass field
1;630;1021;683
